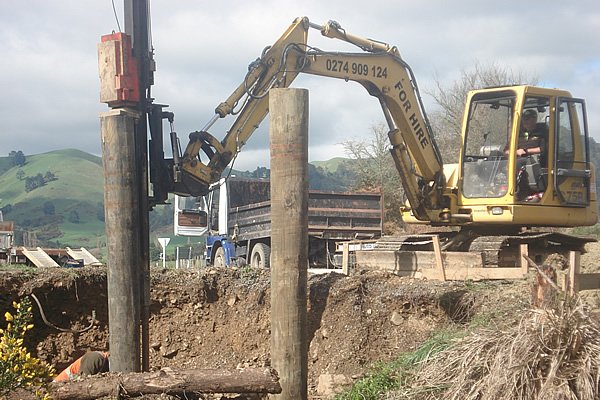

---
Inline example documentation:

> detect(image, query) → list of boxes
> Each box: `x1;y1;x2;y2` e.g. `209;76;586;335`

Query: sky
1;0;599;171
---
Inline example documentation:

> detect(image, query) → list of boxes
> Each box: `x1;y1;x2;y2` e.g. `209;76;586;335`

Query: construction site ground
1;240;600;399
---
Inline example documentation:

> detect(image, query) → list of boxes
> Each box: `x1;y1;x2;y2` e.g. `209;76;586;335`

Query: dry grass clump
393;297;600;400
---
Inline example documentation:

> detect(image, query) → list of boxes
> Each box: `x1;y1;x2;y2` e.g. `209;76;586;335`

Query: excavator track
373;231;595;268
466;231;595;267
373;232;457;252
467;236;510;266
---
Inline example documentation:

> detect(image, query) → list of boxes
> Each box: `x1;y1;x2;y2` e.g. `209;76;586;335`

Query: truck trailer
174;177;383;269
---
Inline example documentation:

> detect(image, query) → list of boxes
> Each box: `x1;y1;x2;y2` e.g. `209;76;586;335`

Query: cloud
0;0;598;164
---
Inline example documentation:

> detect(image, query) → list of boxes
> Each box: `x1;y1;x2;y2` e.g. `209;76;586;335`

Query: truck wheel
214;247;226;268
250;243;271;269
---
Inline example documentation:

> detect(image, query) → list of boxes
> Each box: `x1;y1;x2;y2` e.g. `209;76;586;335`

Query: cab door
554;98;591;206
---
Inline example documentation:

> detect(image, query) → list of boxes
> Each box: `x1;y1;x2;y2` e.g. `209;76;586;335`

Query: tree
96;202;105;222
0;204;12;215
42;201;55;216
427;61;538;162
15;169;24;181
342;123;405;231
590;137;600;211
67;210;80;224
149;242;161;262
251;166;270;179
24;176;36;192
307;164;351;191
43;171;57;182
8;150;26;167
24;173;46;192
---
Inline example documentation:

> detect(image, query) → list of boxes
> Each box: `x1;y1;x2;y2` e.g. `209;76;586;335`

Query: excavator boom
173;17;445;221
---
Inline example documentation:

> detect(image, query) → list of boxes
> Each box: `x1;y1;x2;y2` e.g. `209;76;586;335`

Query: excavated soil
1;240;599;399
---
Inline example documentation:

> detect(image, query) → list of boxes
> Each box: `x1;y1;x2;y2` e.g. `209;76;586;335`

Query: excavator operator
516;109;547;161
512;109;548;201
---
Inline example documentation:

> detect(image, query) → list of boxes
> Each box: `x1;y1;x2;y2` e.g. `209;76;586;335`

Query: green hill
0;149;105;248
311;157;350;174
0;157;13;174
0;149;354;252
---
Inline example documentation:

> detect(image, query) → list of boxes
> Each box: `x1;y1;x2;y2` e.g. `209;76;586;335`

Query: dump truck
174;177;383;268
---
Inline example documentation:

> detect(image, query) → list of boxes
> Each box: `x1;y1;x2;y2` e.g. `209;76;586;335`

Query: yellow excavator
161;17;597;266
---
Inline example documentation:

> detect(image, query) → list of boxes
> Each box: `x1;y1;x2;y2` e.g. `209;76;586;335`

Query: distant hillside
230;158;355;192
0;149;105;248
0;157;13;174
0;149;356;251
311;157;350;174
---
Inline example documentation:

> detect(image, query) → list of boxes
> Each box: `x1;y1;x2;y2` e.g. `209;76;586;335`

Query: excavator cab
459;85;597;227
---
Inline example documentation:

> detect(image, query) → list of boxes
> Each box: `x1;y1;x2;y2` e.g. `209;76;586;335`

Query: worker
516;109;547;163
53;350;109;382
513;109;548;201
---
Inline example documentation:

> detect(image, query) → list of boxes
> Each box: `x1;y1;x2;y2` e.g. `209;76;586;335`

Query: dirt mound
0;266;531;398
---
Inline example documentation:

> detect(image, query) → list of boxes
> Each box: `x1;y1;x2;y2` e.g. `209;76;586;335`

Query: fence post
269;88;309;400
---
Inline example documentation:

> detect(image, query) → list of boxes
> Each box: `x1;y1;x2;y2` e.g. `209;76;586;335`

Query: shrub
0;298;54;398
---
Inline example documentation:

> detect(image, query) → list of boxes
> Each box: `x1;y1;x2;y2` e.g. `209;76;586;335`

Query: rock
390;311;404;326
150;342;161;350
311;348;319;362
316;374;352;398
227;295;238;306
162;348;178;358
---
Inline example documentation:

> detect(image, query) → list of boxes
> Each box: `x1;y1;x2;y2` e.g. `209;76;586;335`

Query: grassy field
311;157;349;173
0;149;353;249
0;149;105;247
1;149;220;252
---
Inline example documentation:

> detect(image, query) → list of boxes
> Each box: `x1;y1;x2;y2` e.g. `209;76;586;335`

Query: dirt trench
0;266;531;398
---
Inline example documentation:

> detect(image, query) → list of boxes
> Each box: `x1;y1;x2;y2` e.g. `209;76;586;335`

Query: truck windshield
462;92;515;198
176;195;200;211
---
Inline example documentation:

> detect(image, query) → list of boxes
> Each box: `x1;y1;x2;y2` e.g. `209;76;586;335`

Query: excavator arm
174;18;309;193
172;17;446;221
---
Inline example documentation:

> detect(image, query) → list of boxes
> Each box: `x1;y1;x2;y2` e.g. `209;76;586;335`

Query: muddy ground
1;241;599;399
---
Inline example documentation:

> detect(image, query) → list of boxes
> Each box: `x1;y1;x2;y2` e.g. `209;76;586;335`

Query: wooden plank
20;247;60;268
66;247;102;266
354;249;528;281
341;242;350;276
520;244;529;275
97;40;118;104
355;250;484;273
432;235;446;281
421;267;526;281
576;272;600;292
568;251;580;294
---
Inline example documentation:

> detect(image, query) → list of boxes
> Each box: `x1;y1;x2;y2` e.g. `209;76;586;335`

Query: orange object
53;351;109;382
99;32;140;106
